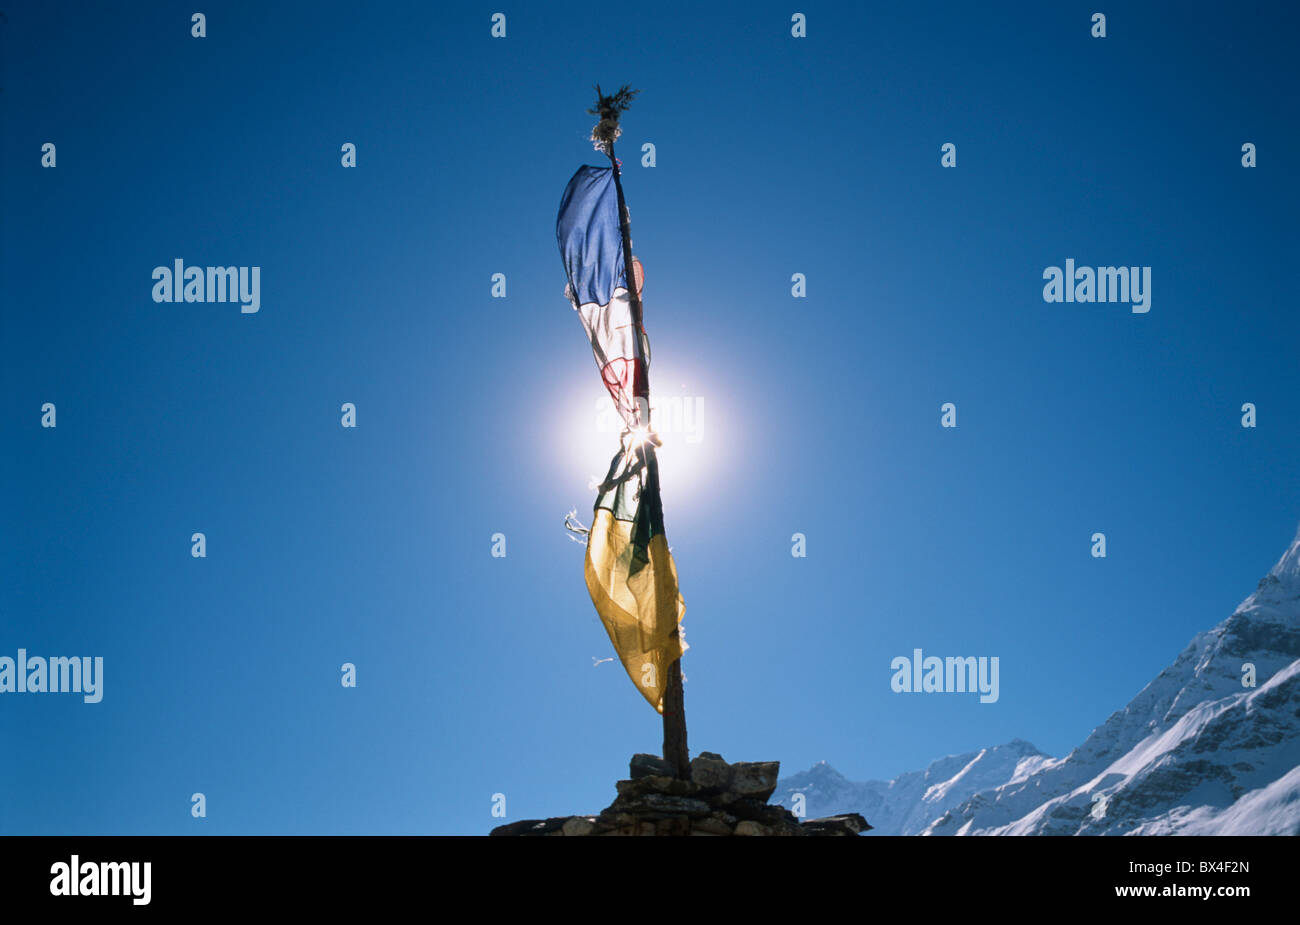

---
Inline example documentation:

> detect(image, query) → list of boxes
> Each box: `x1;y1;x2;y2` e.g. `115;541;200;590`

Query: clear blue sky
3;1;1298;835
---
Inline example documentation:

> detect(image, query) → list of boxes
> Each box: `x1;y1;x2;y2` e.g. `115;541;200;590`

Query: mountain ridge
777;520;1300;836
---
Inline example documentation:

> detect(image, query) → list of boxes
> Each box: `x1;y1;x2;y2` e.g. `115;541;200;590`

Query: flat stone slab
630;753;677;779
801;813;872;836
489;817;571;837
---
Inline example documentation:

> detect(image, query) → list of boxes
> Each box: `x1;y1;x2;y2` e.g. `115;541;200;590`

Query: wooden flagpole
598;87;690;780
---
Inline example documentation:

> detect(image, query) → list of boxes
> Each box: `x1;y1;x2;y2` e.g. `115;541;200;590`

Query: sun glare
559;371;722;505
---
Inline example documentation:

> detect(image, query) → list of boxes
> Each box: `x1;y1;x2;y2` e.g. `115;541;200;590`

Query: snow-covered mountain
774;740;1053;835
782;521;1300;836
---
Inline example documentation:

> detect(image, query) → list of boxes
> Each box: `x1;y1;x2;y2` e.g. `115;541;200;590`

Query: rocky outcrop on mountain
490;751;871;836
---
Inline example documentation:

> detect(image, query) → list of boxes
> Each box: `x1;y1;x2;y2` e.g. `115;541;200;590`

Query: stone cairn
490;751;871;837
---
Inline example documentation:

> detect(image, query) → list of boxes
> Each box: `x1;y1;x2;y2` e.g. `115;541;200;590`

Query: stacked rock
490;752;870;837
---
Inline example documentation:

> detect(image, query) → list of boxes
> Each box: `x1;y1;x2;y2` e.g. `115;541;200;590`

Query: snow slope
778;521;1300;836
925;521;1300;835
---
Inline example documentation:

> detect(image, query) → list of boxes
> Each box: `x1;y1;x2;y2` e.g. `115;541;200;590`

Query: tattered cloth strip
582;436;685;713
556;165;650;431
557;161;685;712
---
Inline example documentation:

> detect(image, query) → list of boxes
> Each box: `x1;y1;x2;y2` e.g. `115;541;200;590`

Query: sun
558;370;720;505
